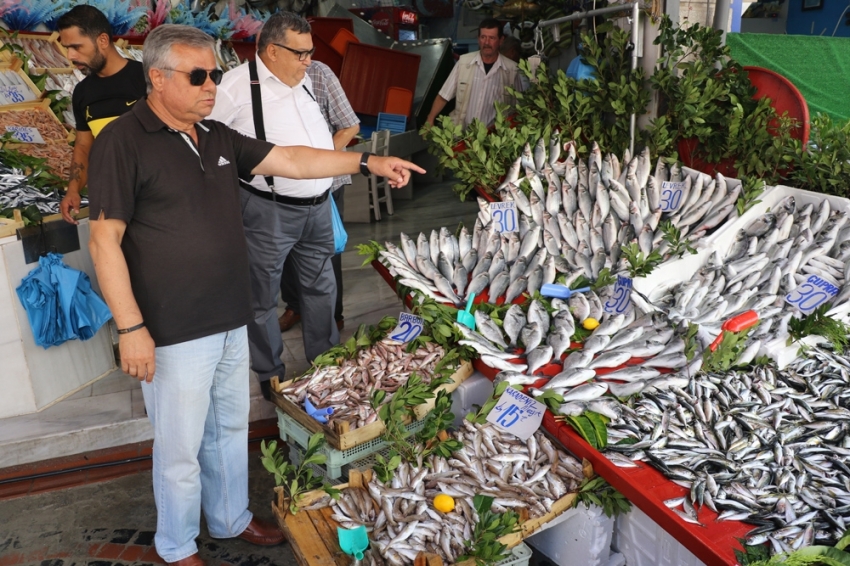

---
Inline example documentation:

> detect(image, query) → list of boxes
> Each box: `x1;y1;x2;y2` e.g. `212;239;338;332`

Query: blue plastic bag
566;55;596;82
16;253;112;348
330;195;347;254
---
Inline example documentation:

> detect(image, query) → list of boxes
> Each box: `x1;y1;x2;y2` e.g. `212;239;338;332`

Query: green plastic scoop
338;525;368;560
457;292;476;330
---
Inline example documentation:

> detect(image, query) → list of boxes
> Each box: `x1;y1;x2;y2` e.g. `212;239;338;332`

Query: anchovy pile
279;339;446;430
604;348;850;552
378;140;740;308
649;194;850;365
0;165;74;215
326;422;582;566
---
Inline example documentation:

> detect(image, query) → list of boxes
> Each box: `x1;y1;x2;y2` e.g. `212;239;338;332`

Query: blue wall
786;0;850;37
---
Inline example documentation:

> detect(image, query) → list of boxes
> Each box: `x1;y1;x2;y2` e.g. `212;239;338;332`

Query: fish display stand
273;470;565;566
271;361;473;452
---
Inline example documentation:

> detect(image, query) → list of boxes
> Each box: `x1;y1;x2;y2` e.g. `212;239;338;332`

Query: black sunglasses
164;67;224;86
272;43;315;61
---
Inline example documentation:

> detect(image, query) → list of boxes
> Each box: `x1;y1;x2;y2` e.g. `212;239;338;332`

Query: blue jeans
141;327;253;562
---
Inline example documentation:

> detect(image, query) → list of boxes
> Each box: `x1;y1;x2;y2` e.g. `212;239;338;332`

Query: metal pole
629;1;639;156
538;2;638;28
713;0;732;43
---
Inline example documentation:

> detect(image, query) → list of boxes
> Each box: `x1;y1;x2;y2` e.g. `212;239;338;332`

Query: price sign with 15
486;386;546;440
489;201;517;233
784;274;839;315
389;312;424;343
603;275;633;315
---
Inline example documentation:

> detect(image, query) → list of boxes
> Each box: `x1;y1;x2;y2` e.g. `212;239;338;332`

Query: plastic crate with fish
276;408;425;478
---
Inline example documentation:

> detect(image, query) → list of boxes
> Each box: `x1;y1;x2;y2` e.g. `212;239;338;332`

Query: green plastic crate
276;408;424;478
498;543;533;566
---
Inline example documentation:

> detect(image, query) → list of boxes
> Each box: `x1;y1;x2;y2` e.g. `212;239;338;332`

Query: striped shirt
307;61;360;190
438;52;523;128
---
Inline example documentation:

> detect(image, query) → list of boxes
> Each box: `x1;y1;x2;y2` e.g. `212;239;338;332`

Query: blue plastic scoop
541;284;591;300
457;292;476;330
304;398;334;424
338;525;369;560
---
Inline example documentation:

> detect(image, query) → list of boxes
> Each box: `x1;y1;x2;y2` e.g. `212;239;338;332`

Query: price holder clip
603;275;633;315
489;201;517;233
659;181;686;212
5;126;44;144
388;312;424;343
784;274;839;316
486;387;546;440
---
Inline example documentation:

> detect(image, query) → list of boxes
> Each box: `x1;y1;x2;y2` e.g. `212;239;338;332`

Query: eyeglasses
163;67;224;86
272;43;315;61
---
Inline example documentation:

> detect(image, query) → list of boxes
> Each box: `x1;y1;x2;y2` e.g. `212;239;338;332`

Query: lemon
582;317;600;330
433;494;455;513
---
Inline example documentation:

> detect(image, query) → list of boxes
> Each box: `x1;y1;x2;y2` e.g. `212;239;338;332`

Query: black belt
241;182;330;206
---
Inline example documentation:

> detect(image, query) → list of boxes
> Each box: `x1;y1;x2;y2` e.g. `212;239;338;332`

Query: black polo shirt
88;98;274;347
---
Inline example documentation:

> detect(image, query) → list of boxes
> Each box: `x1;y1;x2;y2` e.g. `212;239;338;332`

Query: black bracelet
117;322;146;335
360;152;374;176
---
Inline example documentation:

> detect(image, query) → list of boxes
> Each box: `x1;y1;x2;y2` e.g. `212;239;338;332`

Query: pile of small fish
279;339;447;430
326;422;582;566
0;108;69;142
649;195;850;365
18;38;70;69
377;138;740;308
44;70;84;128
0;164;73;215
116;45;144;63
604;348;850;552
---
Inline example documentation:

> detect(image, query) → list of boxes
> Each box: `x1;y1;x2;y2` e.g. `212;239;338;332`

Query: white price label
603;275;633;315
660;181;686;212
486;387;546;440
388;312;424;343
5;126;44;144
489;201;517;233
0;84;30;104
784;274;839;315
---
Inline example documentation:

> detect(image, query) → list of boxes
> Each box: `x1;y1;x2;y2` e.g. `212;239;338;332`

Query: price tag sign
0;84;31;104
388;312;424;343
603;275;633;315
5;126;44;144
784;274;839;315
486;387;546;440
489;201;517;233
660;181;685;212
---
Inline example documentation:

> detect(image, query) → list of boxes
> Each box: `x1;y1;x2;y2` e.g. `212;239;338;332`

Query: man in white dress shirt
426;18;523;128
209;12;341;397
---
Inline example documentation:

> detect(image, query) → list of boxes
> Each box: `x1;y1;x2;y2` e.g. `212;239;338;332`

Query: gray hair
257;12;311;54
143;24;216;93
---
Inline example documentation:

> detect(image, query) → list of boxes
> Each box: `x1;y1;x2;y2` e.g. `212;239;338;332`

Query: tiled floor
0;180;478;469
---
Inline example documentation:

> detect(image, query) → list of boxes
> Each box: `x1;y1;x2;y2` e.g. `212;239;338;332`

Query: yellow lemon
582;317;600;330
433;494;455;513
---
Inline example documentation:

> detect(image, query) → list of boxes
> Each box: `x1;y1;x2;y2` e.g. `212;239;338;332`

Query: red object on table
678;66;809;178
709;310;759;352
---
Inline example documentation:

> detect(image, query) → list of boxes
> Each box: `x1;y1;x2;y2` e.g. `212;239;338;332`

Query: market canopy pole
713;0;732;43
538;2;640;156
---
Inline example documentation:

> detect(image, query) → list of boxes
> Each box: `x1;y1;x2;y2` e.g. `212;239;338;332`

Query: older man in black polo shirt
86;24;421;566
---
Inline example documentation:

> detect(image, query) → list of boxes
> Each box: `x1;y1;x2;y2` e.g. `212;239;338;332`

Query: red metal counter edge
479;366;753;566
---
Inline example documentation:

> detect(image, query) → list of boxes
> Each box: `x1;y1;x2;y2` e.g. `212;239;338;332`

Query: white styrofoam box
613;506;706;566
605;553;626;566
527;504;615;566
450;371;493;428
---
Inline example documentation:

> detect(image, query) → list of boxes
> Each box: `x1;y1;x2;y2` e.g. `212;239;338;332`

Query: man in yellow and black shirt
57;5;146;224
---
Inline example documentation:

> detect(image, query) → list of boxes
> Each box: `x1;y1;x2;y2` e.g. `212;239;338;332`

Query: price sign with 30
660;181;685;212
388;312;424;343
785;274;839;315
603;275;633;315
489;201;517;233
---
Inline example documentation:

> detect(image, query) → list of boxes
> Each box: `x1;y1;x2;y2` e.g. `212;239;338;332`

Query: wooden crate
0;57;41;105
271;361;473;451
0;32;73;72
0;98;73;142
0;209;23;238
272;469;578;566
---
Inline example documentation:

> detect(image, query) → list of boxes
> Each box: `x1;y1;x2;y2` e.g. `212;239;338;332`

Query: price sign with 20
389;312;424;343
785;274;839;315
660;181;685;212
603;275;633;315
489;201;517;233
